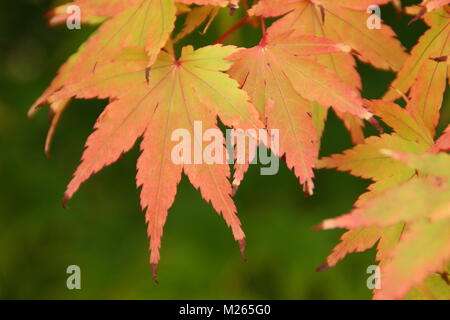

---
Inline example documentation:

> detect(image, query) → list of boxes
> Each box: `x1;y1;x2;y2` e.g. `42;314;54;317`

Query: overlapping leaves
30;0;450;298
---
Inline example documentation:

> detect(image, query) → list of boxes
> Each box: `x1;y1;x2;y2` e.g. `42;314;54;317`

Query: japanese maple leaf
316;99;450;299
30;0;177;153
50;45;263;280
34;0;177;109
64;0;176;85
384;6;450;136
321;151;450;299
227;32;371;194
249;0;407;71
318;99;435;200
249;0;407;144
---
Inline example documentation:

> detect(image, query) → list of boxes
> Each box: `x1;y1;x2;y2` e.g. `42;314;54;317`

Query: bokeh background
0;0;447;299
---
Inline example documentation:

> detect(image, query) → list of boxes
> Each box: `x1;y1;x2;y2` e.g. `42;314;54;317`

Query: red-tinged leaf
54;45;263;274
249;0;408;71
374;219;450;300
249;0;405;142
228;34;369;191
61;0;176;88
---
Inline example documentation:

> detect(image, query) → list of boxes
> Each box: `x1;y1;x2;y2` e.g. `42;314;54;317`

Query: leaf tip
316;262;330;272
312;222;324;232
151;263;160;284
62;194;70;209
303;180;314;196
231;180;240;197
238;239;247;262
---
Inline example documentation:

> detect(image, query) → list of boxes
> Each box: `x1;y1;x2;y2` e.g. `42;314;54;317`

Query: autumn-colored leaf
51;45;263;279
29;0;449;297
249;0;407;144
317;95;450;299
385;7;449;136
249;0;407;71
228;32;370;193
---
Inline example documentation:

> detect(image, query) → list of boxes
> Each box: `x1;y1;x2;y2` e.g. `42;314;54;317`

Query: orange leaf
53;46;263;278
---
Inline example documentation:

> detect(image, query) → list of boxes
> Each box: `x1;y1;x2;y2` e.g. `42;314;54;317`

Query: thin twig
212;14;249;45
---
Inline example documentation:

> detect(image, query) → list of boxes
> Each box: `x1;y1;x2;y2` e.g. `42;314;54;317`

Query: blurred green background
0;0;444;299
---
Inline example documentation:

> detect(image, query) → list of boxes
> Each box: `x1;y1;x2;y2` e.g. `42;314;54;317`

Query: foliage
30;0;450;299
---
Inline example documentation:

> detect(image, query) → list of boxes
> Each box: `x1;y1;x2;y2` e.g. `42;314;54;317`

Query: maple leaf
227;32;371;193
249;0;407;71
30;0;179;153
384;7;449;136
28;0;448;295
317;97;450;299
50;45;263;280
317;100;432;186
248;0;407;144
319;152;450;299
65;0;176;82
